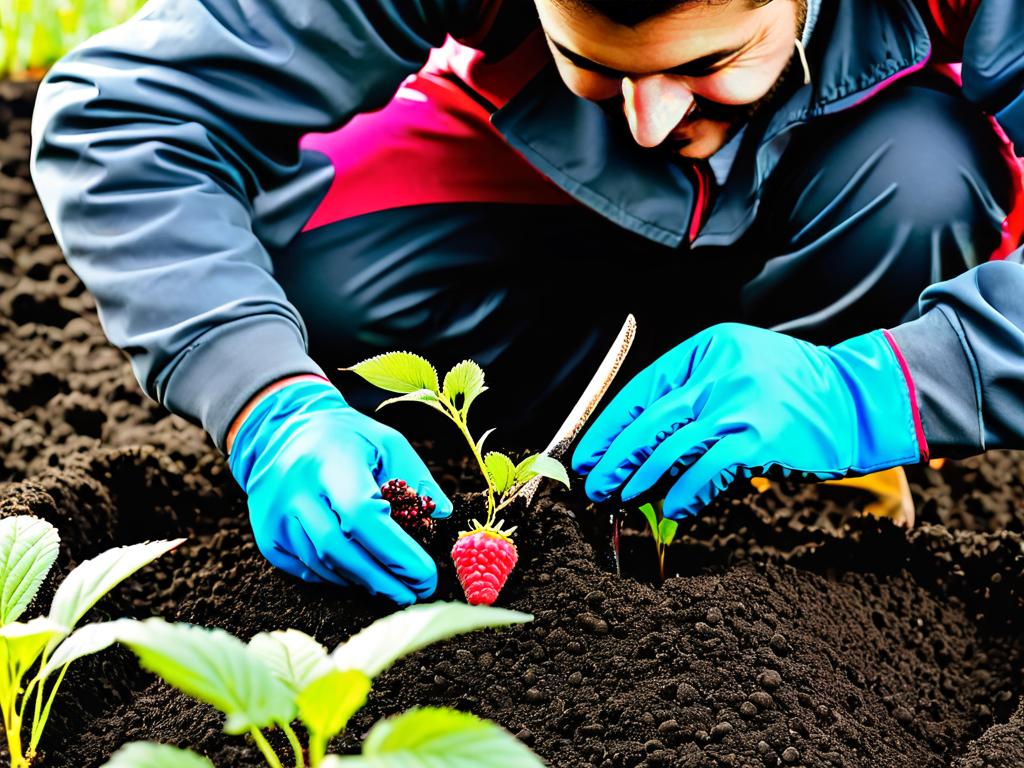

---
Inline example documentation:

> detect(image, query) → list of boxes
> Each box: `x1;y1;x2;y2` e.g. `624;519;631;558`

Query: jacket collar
492;0;933;249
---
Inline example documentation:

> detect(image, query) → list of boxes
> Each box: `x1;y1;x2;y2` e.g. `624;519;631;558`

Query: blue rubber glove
573;323;928;519
228;377;452;604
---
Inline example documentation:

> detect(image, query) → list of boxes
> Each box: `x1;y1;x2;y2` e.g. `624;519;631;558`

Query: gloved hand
228;377;452;604
573;323;928;519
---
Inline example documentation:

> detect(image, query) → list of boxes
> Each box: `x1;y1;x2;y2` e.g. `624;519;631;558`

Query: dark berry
381;479;436;539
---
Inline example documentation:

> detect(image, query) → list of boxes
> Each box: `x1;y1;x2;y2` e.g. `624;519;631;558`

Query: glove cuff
228;377;344;489
829;330;929;473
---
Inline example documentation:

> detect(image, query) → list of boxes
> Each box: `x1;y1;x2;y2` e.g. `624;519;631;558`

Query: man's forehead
535;0;761;75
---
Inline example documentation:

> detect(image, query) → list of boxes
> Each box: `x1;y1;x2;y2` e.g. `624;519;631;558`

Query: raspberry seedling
345;353;570;604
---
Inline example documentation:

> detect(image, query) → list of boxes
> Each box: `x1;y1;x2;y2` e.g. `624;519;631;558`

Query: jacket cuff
881;330;929;462
887;308;983;457
155;316;326;453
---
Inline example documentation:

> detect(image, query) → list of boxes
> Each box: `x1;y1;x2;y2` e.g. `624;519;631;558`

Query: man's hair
557;0;776;27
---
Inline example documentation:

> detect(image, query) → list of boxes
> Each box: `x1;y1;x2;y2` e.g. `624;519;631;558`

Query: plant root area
3;81;1024;768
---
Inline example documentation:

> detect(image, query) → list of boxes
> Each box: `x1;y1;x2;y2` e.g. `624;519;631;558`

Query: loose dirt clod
2;81;1024;768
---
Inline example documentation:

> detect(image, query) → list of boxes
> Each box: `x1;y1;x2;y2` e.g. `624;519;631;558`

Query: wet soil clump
2;81;1023;768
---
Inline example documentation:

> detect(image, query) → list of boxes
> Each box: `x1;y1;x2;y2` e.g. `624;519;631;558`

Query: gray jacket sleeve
30;0;468;451
890;249;1024;457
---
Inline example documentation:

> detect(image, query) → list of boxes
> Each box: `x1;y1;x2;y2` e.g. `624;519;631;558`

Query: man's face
534;0;803;159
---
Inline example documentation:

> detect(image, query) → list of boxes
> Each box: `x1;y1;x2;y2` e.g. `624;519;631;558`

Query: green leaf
514;455;570;489
376;388;445;413
331;602;531;680
41;620;127;681
100;742;216;768
116;618;296;734
248;628;332;696
0;516;60;626
0;617;66;676
322;707;546;767
297;668;371;744
638;504;660;543
48;539;183;631
484;452;517;496
658;518;679;547
442;360;486;414
345;352;440;395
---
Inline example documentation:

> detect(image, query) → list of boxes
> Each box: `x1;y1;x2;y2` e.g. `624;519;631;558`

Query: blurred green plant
0;0;146;79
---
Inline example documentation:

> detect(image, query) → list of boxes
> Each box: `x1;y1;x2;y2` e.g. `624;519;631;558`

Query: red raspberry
381;479;436;538
451;520;518;606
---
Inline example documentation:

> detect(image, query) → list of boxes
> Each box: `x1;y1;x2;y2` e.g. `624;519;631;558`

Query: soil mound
2;80;1023;768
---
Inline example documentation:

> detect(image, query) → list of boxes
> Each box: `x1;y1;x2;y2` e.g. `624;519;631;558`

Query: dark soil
2;80;1023;768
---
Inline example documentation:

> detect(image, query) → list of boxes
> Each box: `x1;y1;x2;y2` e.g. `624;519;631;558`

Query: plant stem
308;731;328;767
29;664;69;757
439;399;495;524
249;728;284;768
281;722;305;768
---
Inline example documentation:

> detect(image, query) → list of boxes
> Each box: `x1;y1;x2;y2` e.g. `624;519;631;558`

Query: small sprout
638;500;678;583
0;515;180;768
99;603;541;768
345;353;570;604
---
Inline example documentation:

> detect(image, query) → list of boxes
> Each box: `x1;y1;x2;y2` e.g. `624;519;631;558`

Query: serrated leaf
331;602;531;680
116;618;296;734
100;742;215;768
514;455;570;489
48;539;183;632
0;516;60;625
345;352;440;395
475;428;496;456
0;617;66;675
484;452;517;496
639;504;659;543
376;388;445;413
297;668;371;743
248;629;332;695
442;360;486;414
41;620;127;681
659;518;679;547
322;707;546;767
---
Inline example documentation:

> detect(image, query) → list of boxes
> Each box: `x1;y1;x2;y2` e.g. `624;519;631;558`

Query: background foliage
1;0;146;78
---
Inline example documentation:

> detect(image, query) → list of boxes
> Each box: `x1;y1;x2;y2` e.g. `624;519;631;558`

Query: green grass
0;0;146;79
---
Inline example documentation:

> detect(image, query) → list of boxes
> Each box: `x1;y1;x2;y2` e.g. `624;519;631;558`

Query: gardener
32;0;1024;604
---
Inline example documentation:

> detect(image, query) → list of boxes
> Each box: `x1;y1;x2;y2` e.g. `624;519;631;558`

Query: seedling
0;515;181;767
638;500;678;583
344;353;570;604
91;602;542;768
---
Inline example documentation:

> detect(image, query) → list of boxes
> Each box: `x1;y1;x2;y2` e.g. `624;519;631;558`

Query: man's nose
622;75;695;148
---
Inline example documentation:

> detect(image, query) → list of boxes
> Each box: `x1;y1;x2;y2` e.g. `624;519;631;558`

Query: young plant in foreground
0;515;181;768
638;500;678;583
92;602;541;768
345;353;570;605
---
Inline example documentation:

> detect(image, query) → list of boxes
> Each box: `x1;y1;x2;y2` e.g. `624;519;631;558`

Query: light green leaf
322;707;546;767
331;602;531;680
638;504;659;543
442;360;486;414
100;742;216;768
475;428;496;456
41;620;128;681
659;518;679;547
0;516;60;626
248;629;332;695
0;617;66;675
297;668;371;744
48;539;184;631
116;618;296;734
484;452;517;496
376;388;445;413
344;352;440;395
514;455;570;490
